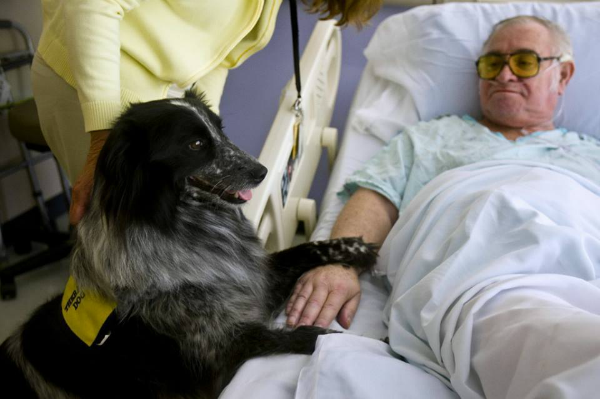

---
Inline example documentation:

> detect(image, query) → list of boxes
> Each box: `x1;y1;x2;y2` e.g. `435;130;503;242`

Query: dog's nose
251;164;268;183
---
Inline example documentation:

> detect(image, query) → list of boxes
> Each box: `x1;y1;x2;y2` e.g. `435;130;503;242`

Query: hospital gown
339;115;600;212
339;116;600;399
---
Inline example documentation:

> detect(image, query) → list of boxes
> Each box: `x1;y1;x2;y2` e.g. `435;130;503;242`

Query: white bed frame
242;20;341;252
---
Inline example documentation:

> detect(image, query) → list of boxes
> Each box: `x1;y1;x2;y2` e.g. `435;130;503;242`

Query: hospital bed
233;2;600;398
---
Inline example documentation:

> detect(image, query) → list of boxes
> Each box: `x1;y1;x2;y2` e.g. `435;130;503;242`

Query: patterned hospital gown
338;115;600;212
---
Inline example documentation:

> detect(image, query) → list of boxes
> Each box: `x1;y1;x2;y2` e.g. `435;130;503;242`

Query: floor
0;254;69;342
0;213;71;342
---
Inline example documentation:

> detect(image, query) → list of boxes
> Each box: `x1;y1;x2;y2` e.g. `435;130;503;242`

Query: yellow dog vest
61;276;117;346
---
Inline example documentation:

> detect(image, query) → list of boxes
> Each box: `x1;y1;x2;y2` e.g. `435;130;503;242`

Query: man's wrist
337;263;361;277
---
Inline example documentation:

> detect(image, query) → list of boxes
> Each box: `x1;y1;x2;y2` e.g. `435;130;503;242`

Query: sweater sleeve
63;0;146;132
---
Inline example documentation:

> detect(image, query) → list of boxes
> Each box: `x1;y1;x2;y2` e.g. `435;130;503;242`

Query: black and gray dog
0;91;377;399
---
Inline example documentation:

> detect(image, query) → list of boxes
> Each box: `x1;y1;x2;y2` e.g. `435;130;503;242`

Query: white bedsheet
225;161;600;398
220;272;403;399
295;334;458;399
378;160;600;398
221;270;458;399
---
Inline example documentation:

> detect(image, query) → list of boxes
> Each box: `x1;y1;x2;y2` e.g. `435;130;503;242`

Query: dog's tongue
238;189;252;201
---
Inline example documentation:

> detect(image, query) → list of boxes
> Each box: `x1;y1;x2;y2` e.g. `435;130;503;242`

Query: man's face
478;22;573;129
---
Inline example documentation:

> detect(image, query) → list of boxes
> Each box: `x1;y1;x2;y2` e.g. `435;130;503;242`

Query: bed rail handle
257;211;274;245
297;198;317;238
321;127;338;170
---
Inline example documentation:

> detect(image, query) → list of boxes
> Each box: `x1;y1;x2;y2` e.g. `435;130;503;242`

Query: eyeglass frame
475;50;570;80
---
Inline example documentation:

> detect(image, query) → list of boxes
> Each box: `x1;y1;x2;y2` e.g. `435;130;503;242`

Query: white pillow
360;2;600;141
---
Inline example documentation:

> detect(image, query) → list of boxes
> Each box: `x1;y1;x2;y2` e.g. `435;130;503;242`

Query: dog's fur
0;92;377;399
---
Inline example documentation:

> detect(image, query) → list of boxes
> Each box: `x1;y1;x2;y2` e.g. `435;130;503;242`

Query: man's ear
557;61;575;95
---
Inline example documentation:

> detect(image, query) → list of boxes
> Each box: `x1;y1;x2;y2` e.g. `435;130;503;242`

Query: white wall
0;0;63;223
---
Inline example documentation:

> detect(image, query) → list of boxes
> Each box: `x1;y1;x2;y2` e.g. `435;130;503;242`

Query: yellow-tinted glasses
476;51;562;80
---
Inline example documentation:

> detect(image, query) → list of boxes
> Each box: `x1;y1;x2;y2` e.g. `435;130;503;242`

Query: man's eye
189;140;204;150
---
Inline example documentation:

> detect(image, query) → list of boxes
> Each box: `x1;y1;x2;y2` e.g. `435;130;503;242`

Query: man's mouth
187;176;253;204
488;84;524;96
492;89;521;94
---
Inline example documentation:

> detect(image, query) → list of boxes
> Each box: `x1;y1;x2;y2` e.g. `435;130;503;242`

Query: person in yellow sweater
32;0;381;225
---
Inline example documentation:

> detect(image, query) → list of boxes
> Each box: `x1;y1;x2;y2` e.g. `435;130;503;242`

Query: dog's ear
184;89;212;108
93;117;179;233
184;89;199;100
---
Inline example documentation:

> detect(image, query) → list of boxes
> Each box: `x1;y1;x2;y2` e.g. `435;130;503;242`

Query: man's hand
285;264;361;329
69;129;110;225
285;188;398;330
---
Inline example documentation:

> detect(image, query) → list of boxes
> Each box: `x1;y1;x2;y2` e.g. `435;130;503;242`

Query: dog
0;91;378;399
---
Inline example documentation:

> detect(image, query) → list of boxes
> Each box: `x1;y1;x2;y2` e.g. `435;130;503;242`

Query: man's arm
285;187;398;328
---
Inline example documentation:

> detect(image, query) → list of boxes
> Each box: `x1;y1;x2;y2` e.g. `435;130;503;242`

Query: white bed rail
243;20;341;252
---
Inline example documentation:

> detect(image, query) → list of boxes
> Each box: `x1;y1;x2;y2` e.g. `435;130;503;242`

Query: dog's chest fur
73;194;272;347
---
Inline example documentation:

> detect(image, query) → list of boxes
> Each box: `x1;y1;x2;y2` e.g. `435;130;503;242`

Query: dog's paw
320;237;379;271
280;325;339;354
294;325;341;335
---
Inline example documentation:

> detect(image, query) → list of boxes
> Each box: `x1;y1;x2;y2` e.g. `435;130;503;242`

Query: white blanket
223;160;600;398
377;160;600;398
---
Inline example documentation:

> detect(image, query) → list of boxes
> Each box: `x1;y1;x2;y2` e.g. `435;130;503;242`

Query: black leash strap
289;0;302;113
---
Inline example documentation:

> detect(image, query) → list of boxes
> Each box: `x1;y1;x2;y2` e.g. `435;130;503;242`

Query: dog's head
93;91;267;230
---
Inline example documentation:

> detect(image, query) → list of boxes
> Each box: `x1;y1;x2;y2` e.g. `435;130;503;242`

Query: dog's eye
189;140;204;151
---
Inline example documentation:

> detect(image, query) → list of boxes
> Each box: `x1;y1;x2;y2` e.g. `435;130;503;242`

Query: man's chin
488;93;527;109
482;108;537;130
484;106;524;123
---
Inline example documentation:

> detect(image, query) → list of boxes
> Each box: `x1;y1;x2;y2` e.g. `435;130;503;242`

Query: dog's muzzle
188;164;267;204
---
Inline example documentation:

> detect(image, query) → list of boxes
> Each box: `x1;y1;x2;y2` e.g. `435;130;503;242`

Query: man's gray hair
483;15;573;60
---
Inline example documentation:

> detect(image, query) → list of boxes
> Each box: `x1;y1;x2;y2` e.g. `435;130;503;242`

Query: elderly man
286;15;600;397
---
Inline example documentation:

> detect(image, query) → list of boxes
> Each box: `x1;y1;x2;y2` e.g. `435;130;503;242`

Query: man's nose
495;63;518;82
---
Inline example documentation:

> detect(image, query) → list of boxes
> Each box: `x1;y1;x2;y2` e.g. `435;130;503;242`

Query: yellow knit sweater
37;0;281;132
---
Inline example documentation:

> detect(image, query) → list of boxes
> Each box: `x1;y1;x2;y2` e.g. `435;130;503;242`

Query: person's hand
69;129;110;225
285;264;362;329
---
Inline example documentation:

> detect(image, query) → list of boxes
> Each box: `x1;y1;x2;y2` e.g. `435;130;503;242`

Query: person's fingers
69;182;90;225
296;283;330;326
313;289;352;328
286;277;306;315
69;198;85;225
286;280;314;326
69;130;109;225
68;167;95;225
336;293;361;329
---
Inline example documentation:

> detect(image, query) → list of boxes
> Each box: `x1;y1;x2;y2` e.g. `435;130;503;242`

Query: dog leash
289;0;302;109
289;0;303;160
